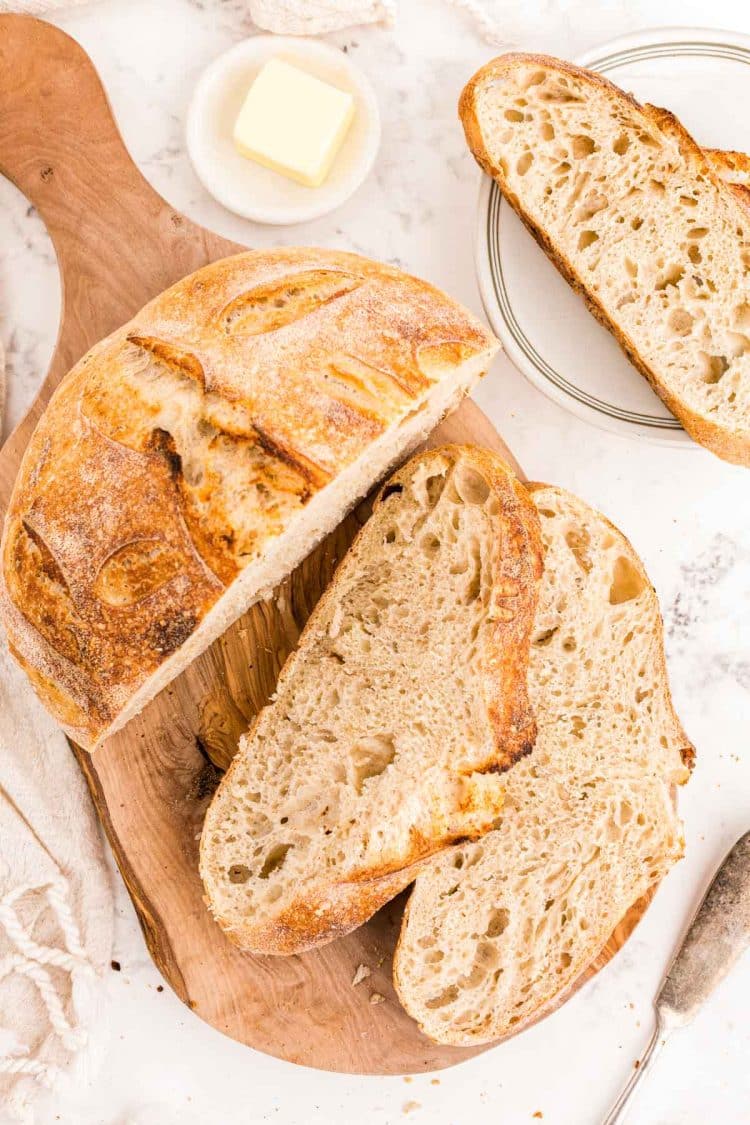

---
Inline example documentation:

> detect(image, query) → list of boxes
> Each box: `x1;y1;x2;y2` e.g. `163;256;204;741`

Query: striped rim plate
475;27;750;447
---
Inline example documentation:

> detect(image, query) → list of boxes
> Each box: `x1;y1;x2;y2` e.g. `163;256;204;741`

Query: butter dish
187;36;380;224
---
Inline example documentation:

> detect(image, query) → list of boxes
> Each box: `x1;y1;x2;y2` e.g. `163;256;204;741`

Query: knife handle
658;830;750;1026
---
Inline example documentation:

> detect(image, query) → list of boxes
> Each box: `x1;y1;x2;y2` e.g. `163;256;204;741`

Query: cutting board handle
0;15;150;228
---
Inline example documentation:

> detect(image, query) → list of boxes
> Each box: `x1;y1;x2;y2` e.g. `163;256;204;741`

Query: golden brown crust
0;249;497;750
455;448;543;772
703;148;750;185
702;148;750;215
200;445;543;956
214;857;434;957
459;55;750;467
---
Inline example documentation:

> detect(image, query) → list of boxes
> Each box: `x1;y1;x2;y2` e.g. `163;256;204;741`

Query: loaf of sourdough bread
200;446;543;955
460;54;750;464
394;483;694;1044
0;249;498;751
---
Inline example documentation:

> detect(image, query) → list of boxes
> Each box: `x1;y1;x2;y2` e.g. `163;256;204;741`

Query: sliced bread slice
200;445;543;955
393;484;694;1045
460;54;750;465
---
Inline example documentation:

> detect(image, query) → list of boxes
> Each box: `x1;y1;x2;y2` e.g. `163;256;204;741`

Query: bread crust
200;445;543;955
460;54;750;466
0;248;497;750
704;147;750;186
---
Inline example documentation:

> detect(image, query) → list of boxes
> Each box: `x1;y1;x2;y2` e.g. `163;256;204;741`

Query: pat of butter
233;58;355;188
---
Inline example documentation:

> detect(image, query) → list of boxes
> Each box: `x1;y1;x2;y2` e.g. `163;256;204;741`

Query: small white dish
475;26;750;447
187;36;380;225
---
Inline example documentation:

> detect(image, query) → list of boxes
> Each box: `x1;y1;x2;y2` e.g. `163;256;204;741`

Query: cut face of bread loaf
199;446;543;955
0;249;498;751
393;484;694;1045
460;54;750;465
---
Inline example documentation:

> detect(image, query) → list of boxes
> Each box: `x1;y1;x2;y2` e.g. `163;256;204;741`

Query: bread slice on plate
200;446;543;955
394;484;694;1046
460;54;750;465
0;248;499;751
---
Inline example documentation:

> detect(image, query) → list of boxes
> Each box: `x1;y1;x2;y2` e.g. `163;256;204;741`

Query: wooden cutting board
0;14;653;1075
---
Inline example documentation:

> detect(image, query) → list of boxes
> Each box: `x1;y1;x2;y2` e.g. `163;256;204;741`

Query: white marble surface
1;1;749;1123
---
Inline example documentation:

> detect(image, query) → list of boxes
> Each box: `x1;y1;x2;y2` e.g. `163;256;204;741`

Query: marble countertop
1;1;748;1123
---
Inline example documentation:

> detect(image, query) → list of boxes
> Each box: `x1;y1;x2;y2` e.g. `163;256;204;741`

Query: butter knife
603;829;750;1124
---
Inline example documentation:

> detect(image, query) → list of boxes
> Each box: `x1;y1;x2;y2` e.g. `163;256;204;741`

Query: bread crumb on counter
369;992;386;1005
352;964;371;987
403;1102;421;1115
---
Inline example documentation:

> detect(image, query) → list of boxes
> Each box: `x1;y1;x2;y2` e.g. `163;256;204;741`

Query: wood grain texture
0;14;651;1074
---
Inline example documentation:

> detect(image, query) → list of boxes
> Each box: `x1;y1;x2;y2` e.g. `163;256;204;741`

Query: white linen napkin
0;268;111;1125
248;0;504;42
0;634;113;1121
0;0;504;45
247;0;395;34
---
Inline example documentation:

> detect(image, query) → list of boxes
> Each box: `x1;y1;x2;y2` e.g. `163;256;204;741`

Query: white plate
476;27;750;446
187;36;380;225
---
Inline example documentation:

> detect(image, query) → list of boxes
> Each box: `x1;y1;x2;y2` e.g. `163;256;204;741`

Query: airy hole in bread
564;526;592;573
609;556;646;604
258;843;293;880
485;907;510;938
351;735;396;794
452;465;491;505
577;229;599;252
700;352;730;384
